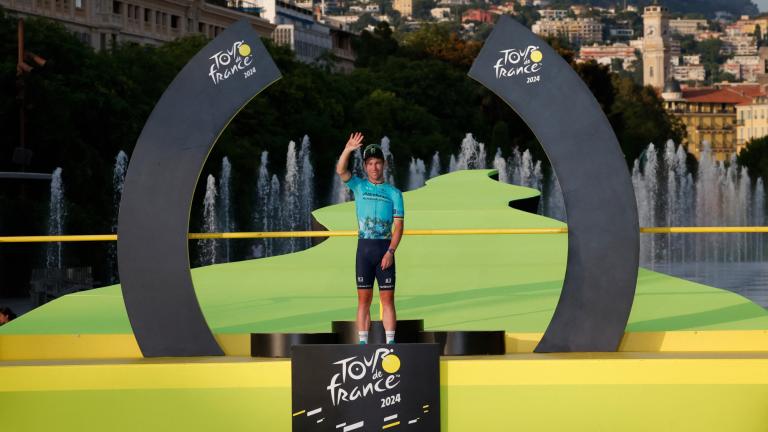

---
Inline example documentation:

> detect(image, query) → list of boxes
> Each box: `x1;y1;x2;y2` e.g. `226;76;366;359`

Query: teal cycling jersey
344;176;404;239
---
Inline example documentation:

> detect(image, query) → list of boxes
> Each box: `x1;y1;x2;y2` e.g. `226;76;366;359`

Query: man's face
365;158;385;182
0;313;8;324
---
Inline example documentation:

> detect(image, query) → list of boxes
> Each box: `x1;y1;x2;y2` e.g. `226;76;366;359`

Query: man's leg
380;290;396;343
357;289;373;343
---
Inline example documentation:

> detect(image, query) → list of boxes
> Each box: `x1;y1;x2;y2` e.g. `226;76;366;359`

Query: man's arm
389;218;404;252
380;218;403;270
336;132;364;182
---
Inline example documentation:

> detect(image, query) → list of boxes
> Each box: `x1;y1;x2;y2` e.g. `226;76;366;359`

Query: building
670;54;705;83
672;65;705;82
695;30;722;41
462;8;493;24
261;0;335;65
393;0;412;17
663;83;764;160
569;4;588;16
538;9;568;20
721;34;757;56
1;0;274;51
430;7;450;21
531;17;603;45
727;15;768;36
642;2;671;91
737;95;768;150
723;55;763;82
667;18;707;36
609;28;634;38
578;42;637;70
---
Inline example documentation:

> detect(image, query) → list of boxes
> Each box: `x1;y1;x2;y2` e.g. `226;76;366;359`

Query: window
112;0;121;14
144;8;150;21
649;66;654;78
171;15;178;28
75;0;83;9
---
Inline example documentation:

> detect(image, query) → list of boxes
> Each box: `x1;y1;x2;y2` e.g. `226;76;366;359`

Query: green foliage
609;74;685;163
513;5;540;28
737;136;768;181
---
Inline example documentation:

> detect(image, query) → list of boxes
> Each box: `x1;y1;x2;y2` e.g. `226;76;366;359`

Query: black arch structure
117;20;281;357
468;16;640;352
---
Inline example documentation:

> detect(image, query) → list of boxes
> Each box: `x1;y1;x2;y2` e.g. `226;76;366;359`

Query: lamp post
15;18;47;172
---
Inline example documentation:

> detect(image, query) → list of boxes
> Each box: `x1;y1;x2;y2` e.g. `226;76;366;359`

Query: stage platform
2;171;768;430
2;351;768;431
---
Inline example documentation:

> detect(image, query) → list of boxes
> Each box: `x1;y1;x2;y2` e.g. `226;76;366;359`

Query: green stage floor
2;170;768;336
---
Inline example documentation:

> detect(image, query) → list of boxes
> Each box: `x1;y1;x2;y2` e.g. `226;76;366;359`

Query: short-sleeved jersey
344;176;404;239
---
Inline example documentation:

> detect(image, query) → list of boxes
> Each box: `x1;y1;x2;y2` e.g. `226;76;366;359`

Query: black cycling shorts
355;239;395;290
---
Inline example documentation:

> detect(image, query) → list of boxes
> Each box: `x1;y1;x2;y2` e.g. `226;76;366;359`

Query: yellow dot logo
238;43;252;57
382;354;401;374
531;50;543;63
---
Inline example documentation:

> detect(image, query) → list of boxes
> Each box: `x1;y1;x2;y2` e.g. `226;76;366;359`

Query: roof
680;84;764;105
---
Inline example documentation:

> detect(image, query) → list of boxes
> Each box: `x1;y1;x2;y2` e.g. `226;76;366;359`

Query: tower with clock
643;1;670;91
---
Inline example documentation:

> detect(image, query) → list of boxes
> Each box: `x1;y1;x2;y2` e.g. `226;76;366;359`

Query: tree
737;136;768;181
351;22;399;67
608;75;685;164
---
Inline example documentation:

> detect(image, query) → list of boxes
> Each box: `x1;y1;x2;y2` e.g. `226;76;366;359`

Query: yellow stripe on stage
382;421;400;429
1;330;767;361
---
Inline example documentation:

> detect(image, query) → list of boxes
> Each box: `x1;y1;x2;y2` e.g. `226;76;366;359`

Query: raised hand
345;132;364;152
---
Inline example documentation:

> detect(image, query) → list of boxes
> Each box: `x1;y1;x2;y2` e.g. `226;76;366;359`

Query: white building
722;34;757;56
723;55;762;82
2;0;274;51
255;0;334;64
538;9;568;20
532;17;603;44
668;18;707;36
672;65;706;82
430;7;450;21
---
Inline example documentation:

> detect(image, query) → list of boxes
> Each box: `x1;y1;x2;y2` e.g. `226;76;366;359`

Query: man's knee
379;293;395;307
358;292;373;307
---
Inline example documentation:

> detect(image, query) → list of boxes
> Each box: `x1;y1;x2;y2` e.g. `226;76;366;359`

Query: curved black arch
468;16;639;352
117;20;281;356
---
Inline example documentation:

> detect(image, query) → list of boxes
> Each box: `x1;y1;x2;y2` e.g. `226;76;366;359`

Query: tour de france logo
326;347;401;407
493;45;543;84
208;40;257;85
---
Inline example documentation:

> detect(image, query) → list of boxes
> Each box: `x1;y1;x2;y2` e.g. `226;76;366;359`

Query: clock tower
643;1;670;90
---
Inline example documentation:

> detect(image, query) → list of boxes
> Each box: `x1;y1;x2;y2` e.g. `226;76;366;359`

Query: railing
2;227;768;243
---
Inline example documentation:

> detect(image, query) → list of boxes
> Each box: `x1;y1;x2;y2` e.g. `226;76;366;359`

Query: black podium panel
251;333;338;358
292;344;440;431
332;320;424;344
420;331;506;356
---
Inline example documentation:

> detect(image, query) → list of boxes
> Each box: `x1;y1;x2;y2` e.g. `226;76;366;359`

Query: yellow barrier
1;227;768;243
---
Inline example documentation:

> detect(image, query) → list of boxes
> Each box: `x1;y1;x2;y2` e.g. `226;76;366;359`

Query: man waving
336;132;404;344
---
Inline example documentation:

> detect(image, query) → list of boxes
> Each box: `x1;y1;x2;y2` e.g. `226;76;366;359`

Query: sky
756;0;768;12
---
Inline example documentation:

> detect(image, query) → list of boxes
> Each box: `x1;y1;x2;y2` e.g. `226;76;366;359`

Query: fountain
218;157;233;263
380;136;396;185
45;167;65;270
199;175;217;266
429;151;441;179
407;158;426;190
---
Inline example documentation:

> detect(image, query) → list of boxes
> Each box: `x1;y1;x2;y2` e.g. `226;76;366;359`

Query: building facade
1;0;274;50
737;95;768;150
393;0;412;17
667;18;707;36
663;84;763;160
531;17;603;45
